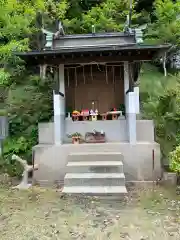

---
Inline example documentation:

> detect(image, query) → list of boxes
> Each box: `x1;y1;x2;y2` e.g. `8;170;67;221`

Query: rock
44;212;49;217
95;213;101;217
166;226;178;233
107;232;111;238
91;223;98;228
120;232;130;238
50;223;56;228
140;236;149;240
147;210;156;215
168;232;175;236
54;230;60;234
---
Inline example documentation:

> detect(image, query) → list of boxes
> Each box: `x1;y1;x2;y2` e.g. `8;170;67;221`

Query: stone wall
38;119;155;144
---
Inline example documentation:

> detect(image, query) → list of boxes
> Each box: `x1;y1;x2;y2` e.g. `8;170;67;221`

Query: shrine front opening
41;61;149;144
65;64;124;114
62;63;127;143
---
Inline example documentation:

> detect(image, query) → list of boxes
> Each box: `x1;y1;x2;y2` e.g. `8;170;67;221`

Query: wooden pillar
59;64;65;95
124;62;129;95
128;62;134;92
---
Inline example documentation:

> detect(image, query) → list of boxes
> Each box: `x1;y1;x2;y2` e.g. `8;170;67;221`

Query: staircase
63;152;127;195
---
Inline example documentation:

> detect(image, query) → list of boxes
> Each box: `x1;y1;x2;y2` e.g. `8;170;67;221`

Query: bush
169;145;180;174
0;74;53;177
0;155;23;178
141;77;180;164
0;136;32;177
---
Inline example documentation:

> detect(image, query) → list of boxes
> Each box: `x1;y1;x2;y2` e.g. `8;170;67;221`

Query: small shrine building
18;29;169;145
17;26;170;193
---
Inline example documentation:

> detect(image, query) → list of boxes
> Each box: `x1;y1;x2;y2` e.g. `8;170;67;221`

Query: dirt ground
0;185;180;240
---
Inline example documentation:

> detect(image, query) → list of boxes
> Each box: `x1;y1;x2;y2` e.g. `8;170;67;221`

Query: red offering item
81;109;89;116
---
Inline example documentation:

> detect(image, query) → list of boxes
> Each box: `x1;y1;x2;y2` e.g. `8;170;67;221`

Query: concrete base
33;142;161;186
63;186;127;195
38;120;155;144
163;172;177;186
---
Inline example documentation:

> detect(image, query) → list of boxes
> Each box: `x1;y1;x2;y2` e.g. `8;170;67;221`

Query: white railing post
53;64;65;144
126;92;136;144
124;62;136;144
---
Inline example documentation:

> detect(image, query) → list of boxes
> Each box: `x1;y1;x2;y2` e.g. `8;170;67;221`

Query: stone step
68;152;123;162
66;161;123;173
63;186;127;194
64;173;125;186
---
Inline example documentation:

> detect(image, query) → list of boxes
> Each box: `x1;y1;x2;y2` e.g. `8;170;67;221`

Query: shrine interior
65;63;125;120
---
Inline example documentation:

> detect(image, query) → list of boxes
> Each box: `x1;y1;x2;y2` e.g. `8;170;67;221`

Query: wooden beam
128;63;134;92
53;66;59;94
28;53;153;65
22;48;158;66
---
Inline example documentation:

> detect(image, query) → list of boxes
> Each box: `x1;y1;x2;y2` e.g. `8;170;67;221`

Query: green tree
63;0;145;34
0;0;53;175
0;0;45;86
146;0;180;45
141;70;180;163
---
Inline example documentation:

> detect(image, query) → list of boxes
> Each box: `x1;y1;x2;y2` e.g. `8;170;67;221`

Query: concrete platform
33;142;161;186
62;186;127;194
67;161;123;166
67;161;123;173
64;173;125;186
68;152;124;162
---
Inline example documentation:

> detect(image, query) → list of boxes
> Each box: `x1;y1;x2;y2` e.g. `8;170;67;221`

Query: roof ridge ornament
42;21;65;49
92;25;96;35
134;24;147;44
134;29;143;44
54;21;65;39
42;28;53;49
124;0;133;34
123;15;133;35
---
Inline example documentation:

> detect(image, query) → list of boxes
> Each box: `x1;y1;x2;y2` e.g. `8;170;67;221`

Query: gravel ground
0;185;179;240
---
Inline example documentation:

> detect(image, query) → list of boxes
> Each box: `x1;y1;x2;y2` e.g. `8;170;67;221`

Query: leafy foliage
0;137;29;177
0;0;45;85
141;66;180;163
0;0;180;177
146;0;180;45
169;145;180;174
64;0;143;33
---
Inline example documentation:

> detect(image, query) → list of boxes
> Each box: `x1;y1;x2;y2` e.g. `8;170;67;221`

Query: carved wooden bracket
39;64;47;79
